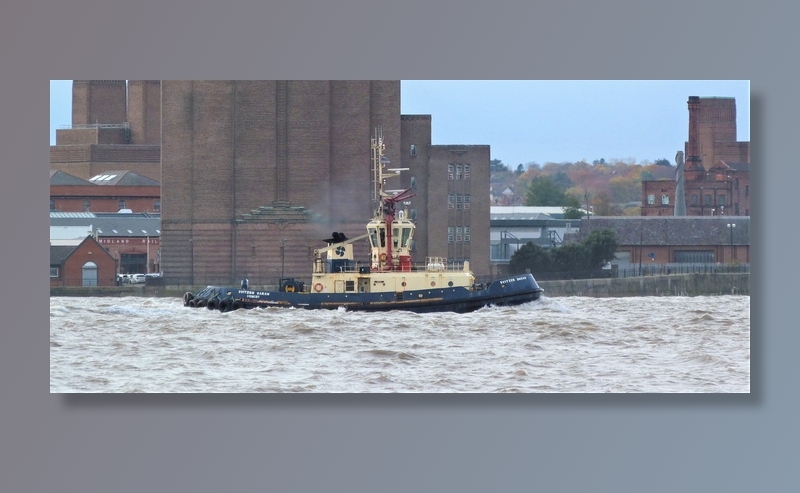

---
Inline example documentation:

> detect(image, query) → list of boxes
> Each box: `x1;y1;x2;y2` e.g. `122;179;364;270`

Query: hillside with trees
490;157;676;216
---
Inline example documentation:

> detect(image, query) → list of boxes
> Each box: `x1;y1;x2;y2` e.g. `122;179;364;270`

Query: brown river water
50;295;750;392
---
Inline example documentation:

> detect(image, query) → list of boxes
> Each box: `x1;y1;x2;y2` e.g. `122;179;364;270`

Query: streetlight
727;222;736;263
280;238;287;281
189;238;194;286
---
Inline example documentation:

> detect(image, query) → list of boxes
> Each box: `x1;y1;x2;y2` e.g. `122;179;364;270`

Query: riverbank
537;272;749;297
50;272;749;298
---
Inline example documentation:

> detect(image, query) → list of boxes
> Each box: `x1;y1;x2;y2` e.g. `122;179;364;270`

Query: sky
50;80;750;167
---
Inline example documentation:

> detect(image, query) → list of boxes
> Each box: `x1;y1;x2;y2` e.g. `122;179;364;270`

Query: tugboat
183;130;543;313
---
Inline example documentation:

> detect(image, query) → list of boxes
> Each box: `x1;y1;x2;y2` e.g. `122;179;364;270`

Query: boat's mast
370;128;414;270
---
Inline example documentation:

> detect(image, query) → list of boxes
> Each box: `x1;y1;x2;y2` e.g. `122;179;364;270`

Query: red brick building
50;169;161;213
50;212;162;275
576;216;750;267
641;96;750;217
50;235;117;287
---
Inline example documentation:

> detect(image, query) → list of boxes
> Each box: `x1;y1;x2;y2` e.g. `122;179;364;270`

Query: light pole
280;238;287;281
189;238;194;286
727;222;736;263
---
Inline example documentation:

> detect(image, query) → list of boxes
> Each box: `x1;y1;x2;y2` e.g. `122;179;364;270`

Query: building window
456;165;463;180
718;195;726;206
455;227;462;243
118;199;126;210
647;194;655;205
464;164;470;180
83;199;90;211
410;176;417;190
448;194;454;209
745;185;749;197
704;194;712;205
735;203;739;215
661;194;669;205
410;144;417;157
674;250;715;263
50;267;59;278
447;227;454;244
50;199;56;211
691;194;698;206
464;227;470;242
447;164;454;180
410;208;417;221
154;200;161;212
464;194;470;209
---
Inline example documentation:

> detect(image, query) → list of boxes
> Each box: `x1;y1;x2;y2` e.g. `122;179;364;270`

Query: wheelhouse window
368;227;378;248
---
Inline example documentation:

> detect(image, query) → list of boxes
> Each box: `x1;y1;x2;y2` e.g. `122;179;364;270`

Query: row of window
447;163;471;180
50;199;161;212
447;194;471;210
447;226;471;243
647;194;732;207
646;194;671;206
690;194;726;206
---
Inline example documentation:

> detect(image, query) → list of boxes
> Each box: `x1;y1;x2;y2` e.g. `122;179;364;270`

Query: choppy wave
50;295;750;393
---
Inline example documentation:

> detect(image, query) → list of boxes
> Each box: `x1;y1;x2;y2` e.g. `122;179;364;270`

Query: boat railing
312;256;469;275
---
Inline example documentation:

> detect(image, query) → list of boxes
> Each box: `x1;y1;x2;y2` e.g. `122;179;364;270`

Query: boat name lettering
239;290;271;296
498;276;527;285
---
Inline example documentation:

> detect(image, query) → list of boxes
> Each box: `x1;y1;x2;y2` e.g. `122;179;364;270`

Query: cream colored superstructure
306;129;476;295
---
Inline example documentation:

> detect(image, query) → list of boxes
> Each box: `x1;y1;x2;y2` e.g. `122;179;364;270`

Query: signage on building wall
99;238;159;245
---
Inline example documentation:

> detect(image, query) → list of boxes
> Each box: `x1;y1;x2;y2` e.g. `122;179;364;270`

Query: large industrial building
50;80;491;287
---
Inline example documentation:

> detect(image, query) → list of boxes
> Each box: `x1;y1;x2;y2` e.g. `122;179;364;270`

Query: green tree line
508;229;619;276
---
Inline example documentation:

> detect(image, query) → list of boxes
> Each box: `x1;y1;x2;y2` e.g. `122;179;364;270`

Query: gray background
3;0;791;491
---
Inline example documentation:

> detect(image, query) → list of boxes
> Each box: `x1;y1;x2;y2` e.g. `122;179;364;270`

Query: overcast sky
50;80;750;167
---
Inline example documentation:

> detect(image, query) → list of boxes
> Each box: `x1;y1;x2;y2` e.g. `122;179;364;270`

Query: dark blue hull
184;273;543;314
